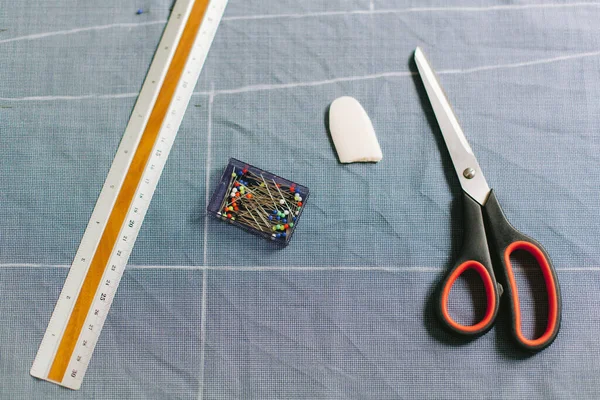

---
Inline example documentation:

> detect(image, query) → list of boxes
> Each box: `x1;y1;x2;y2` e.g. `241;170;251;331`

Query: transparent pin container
207;158;309;246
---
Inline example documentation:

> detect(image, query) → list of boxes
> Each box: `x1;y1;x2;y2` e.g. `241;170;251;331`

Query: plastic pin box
207;158;309;246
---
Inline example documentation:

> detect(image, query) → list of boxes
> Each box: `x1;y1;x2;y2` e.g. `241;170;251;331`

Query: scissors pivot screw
463;168;476;179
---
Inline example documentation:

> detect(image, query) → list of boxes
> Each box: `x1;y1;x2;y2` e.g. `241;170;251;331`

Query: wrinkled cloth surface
1;0;600;399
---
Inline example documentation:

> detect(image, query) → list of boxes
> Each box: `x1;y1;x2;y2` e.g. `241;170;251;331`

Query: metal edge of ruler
30;0;227;390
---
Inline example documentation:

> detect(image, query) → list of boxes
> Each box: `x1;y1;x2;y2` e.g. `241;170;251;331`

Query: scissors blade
414;47;491;205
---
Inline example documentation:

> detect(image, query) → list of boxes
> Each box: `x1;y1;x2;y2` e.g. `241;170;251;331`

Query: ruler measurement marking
42;0;213;385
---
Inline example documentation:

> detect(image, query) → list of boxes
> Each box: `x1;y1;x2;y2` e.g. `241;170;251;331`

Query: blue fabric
1;0;600;399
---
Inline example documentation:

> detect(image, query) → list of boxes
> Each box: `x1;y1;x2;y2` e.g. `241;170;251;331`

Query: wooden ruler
30;0;227;390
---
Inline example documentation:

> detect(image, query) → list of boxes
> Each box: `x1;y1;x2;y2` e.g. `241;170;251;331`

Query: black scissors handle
483;190;562;351
438;191;562;352
439;192;501;337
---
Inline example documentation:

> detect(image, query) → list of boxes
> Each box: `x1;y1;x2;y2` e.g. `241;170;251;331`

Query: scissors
414;47;561;352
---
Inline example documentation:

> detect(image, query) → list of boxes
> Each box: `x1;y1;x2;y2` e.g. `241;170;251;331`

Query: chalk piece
329;96;382;163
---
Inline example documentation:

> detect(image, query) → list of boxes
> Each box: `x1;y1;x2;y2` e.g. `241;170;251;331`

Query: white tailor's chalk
328;96;382;163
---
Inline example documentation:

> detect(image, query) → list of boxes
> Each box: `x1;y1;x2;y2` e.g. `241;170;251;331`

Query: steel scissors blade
414;47;561;352
414;47;490;205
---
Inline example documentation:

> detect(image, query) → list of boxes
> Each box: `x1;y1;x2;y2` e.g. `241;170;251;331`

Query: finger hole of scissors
509;249;549;341
504;241;559;348
441;261;497;334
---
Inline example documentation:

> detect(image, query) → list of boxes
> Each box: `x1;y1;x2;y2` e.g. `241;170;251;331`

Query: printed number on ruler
30;0;228;390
